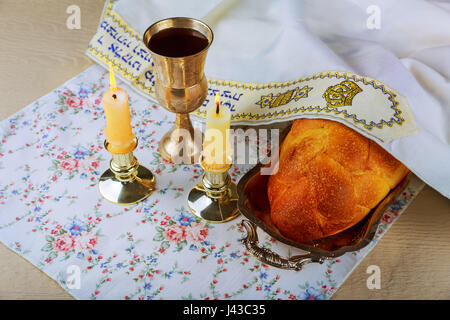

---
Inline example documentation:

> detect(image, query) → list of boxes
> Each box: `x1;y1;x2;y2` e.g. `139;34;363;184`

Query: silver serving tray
236;123;411;271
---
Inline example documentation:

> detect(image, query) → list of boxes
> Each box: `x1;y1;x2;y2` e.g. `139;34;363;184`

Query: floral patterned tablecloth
0;65;424;300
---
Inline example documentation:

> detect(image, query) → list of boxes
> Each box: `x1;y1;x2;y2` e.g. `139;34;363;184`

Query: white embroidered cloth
0;65;424;299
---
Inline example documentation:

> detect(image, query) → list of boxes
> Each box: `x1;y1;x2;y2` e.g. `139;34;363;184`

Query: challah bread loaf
267;119;409;243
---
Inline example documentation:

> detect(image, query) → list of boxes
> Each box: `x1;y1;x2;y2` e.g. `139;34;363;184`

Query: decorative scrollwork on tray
240;220;327;271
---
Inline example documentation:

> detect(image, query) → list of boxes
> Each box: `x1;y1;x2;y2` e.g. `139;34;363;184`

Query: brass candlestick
143;17;213;164
187;161;240;223
98;139;155;205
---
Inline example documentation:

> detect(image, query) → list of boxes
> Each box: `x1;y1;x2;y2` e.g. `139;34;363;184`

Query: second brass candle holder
187;161;240;223
98;138;155;205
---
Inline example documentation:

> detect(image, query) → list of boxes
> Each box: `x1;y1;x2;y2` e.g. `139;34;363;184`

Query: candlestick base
98;140;155;205
187;164;240;223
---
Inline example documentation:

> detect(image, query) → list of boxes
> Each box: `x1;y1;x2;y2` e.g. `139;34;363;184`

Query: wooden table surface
0;0;449;300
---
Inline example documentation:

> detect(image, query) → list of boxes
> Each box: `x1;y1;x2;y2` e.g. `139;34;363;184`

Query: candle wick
112;94;117;100
216;103;220;114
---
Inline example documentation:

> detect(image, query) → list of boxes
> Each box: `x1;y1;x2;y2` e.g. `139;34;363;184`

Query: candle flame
109;62;117;91
215;92;220;105
215;92;220;114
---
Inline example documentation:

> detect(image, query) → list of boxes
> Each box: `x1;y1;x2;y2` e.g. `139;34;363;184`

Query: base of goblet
159;116;203;164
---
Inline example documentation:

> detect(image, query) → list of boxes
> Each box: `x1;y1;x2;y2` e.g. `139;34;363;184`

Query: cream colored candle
103;63;136;154
203;93;231;171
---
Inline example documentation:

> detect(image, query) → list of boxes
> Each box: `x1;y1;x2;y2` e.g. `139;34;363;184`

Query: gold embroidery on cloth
256;86;313;108
323;80;362;108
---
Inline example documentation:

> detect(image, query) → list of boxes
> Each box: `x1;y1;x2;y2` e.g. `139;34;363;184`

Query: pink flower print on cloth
164;225;186;243
185;222;209;242
65;96;84;109
59;158;79;171
52;233;75;253
75;231;98;252
79;155;100;173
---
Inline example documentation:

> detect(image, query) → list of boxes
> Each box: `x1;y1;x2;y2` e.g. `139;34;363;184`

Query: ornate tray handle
240;220;326;271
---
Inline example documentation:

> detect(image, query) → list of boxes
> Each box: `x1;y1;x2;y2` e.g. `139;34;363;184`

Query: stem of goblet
175;113;194;138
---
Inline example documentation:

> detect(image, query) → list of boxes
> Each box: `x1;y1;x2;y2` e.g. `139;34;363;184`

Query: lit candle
203;93;231;171
103;63;136;154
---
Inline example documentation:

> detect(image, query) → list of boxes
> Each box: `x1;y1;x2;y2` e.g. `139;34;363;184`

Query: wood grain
0;0;100;120
0;0;449;300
